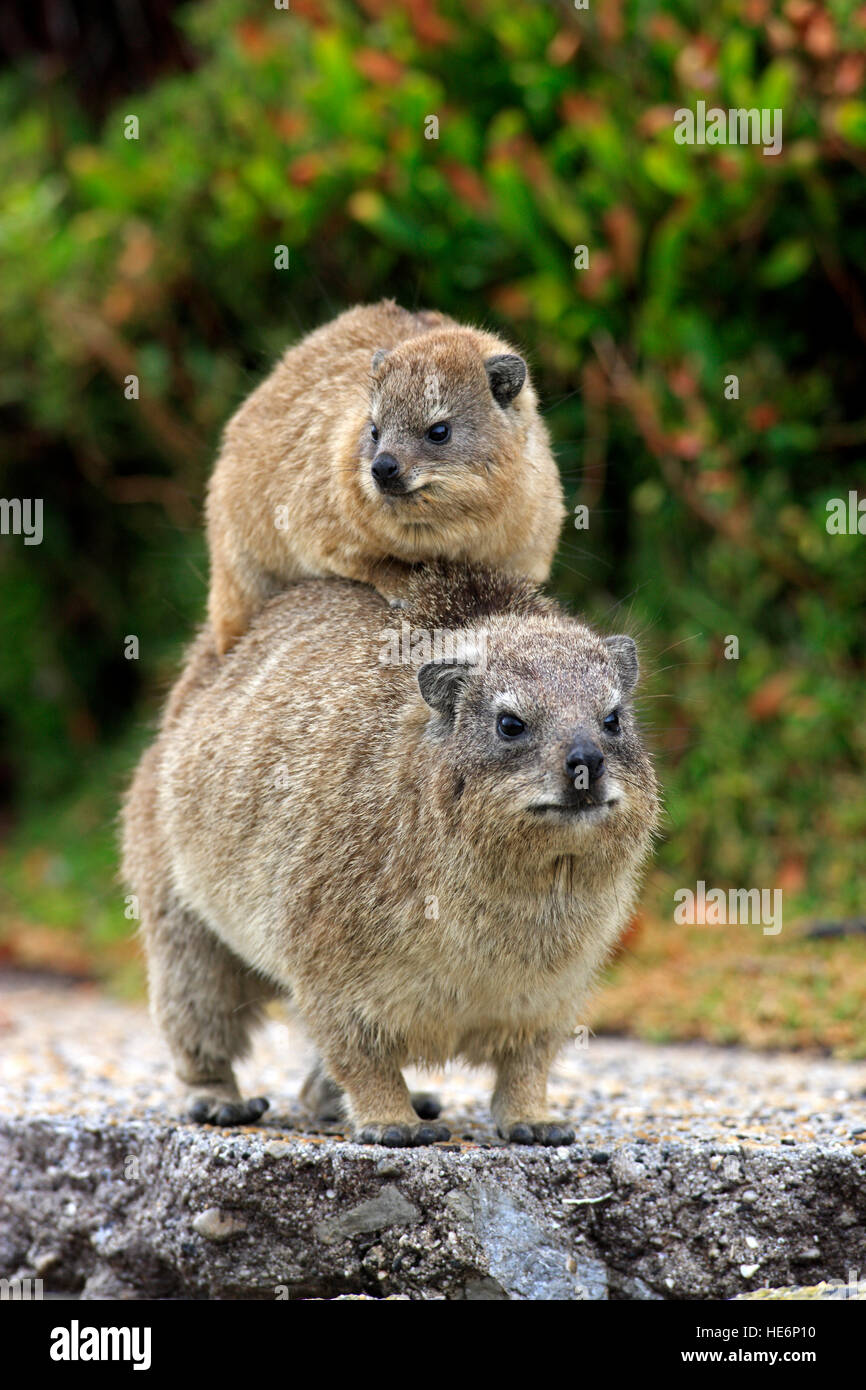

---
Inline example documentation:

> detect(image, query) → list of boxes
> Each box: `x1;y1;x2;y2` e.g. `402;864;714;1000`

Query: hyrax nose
565;739;605;785
371;453;401;489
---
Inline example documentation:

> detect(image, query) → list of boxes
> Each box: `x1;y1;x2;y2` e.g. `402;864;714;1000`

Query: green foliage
0;0;864;1013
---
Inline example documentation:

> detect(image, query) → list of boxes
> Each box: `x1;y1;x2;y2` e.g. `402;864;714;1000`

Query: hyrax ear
484;353;526;408
417;656;479;720
603;635;639;695
371;348;390;373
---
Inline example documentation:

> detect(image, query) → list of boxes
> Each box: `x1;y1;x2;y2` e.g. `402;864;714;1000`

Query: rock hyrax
206;300;565;653
122;564;658;1145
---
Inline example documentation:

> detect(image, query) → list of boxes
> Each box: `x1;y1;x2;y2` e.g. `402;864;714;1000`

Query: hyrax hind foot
186;1086;270;1127
300;1062;346;1122
355;1121;451;1147
499;1120;575;1146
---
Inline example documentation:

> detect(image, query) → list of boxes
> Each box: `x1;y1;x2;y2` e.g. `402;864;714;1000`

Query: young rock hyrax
122;564;658;1145
205;300;565;653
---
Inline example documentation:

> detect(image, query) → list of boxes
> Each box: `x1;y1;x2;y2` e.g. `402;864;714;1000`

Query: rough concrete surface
1;975;865;1301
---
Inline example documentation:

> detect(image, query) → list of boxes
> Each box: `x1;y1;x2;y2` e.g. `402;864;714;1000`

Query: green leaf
758;238;813;287
643;142;695;196
835;100;866;147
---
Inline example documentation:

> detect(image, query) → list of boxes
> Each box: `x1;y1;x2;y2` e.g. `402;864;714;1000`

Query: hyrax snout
205;300;565;653
122;563;658;1146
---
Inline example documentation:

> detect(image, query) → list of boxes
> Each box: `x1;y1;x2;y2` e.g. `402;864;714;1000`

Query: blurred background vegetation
0;0;864;1051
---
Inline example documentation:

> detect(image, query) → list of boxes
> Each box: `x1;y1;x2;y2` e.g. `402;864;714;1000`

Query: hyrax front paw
354;1120;451;1147
186;1092;270;1127
499;1120;575;1146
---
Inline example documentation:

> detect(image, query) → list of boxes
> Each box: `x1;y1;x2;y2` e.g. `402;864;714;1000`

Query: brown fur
205;301;565;653
122;564;658;1145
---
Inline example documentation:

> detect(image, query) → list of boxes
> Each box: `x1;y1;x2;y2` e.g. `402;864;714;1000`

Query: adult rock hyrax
122;563;658;1146
205;300;565;653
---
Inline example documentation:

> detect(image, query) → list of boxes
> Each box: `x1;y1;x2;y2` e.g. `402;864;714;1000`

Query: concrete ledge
1;978;865;1300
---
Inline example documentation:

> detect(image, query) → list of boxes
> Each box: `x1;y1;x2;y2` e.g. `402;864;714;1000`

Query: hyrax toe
354;1121;451;1147
500;1120;575;1146
187;1093;270;1127
411;1090;443;1120
414;1122;451;1144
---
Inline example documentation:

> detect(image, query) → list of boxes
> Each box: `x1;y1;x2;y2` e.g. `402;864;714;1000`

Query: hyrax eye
370;423;380;442
497;713;525;739
426;422;451;444
603;709;621;735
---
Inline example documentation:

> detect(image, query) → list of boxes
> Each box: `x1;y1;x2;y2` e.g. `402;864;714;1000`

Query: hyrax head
359;328;529;530
417;619;657;847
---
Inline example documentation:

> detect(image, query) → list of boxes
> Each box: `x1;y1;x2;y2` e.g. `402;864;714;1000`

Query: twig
51;297;206;470
591;332;830;596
